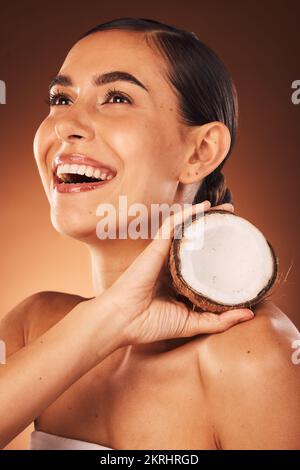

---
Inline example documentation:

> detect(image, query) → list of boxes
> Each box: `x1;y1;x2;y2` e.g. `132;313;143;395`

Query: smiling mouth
53;162;116;193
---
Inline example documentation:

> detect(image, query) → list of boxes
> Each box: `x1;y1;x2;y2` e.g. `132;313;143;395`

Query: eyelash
45;87;132;106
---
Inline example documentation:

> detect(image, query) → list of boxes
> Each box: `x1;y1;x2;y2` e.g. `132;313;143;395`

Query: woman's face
34;30;189;242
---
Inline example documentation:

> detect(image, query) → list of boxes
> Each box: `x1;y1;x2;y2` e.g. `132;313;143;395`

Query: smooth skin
0;201;252;449
1;30;299;450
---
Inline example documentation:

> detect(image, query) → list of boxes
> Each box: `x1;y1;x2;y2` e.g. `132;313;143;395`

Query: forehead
59;30;171;93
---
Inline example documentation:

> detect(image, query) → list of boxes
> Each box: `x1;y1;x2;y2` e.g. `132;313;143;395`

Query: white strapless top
29;430;114;450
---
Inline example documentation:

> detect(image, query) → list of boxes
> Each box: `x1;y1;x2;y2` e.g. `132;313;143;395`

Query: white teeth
69;164;78;173
56;163;115;181
94;169;101;179
78;165;86;175
57;164;69;175
85;167;94;177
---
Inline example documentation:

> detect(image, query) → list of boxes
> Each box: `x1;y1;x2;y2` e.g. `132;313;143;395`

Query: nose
54;111;95;143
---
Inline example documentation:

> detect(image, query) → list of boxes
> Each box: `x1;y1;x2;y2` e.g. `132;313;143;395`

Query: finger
179;308;254;337
208;203;234;212
117;200;211;285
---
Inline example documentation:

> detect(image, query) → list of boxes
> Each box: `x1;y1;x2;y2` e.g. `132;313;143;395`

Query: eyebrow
48;71;149;93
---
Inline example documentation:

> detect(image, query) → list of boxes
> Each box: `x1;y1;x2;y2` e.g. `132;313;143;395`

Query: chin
50;208;99;243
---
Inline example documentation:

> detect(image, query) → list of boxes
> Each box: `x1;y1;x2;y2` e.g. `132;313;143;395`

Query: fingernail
224;203;234;212
241;309;254;319
194;201;210;210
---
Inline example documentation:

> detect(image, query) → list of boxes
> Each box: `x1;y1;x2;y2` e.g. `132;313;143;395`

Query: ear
179;122;231;184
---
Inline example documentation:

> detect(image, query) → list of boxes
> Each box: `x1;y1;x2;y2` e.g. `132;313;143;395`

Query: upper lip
52;153;118;176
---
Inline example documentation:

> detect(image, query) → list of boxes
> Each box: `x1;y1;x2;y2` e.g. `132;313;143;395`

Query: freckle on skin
39;377;42;380
219;369;222;373
247;350;251;354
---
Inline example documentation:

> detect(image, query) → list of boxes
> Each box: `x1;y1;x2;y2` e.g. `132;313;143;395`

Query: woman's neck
88;237;150;295
87;237;183;357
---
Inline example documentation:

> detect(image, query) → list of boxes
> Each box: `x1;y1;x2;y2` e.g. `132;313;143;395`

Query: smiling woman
0;17;299;451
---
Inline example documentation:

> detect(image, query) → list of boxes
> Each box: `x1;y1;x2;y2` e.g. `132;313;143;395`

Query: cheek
106;115;177;174
33;118;55;198
33;118;53;169
104;116;180;203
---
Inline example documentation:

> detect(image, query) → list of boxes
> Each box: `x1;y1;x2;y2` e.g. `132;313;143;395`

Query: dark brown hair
80;17;238;206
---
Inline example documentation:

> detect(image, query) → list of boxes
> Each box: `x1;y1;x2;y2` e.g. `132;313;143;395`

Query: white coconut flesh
178;212;276;305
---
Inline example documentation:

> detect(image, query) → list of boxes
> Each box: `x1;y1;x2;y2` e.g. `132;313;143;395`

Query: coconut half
168;210;279;313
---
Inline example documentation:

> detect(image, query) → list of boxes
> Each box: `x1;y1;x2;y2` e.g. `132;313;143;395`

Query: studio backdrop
0;0;299;451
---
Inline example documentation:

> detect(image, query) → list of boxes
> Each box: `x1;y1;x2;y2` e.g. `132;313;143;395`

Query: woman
1;18;299;450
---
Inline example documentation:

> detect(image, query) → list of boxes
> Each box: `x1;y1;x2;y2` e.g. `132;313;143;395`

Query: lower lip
53;177;113;193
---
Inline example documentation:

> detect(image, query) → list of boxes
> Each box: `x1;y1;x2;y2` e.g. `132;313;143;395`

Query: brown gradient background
0;0;299;450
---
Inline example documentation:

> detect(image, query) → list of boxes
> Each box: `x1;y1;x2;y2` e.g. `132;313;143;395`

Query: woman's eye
46;92;72;106
45;88;132;107
103;88;132;105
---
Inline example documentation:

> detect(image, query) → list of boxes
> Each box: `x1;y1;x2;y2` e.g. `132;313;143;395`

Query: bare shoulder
198;300;300;374
23;290;90;344
0;291;89;355
196;300;300;449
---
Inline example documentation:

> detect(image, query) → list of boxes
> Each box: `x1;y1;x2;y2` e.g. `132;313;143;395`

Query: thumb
177;306;254;337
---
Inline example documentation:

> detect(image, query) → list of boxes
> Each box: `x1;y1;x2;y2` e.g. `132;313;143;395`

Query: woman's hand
101;200;254;346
